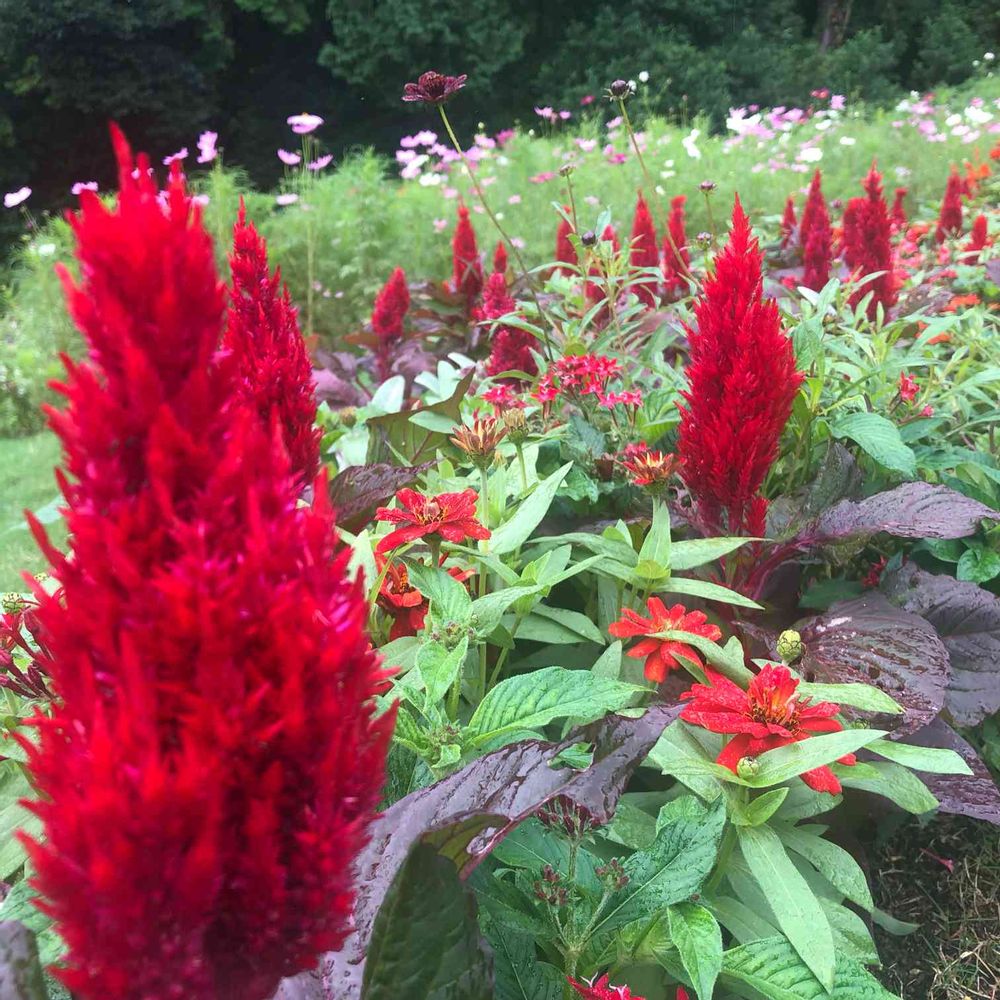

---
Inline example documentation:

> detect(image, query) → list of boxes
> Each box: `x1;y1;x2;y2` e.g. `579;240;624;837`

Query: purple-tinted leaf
986;258;1000;286
882;563;1000;726
311;351;365;407
273;704;681;1000
904;718;1000;825
328;462;431;534
804;482;997;545
794;595;950;735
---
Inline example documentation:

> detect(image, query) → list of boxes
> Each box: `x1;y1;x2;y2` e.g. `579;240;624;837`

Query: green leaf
658;576;764;610
838;760;939;813
867;738;972;775
491;463;573;555
722;936;900;999
796;682;902;715
486;921;561;1000
0;763;40;881
666;902;723;1000
408;563;472;625
737;824;836;990
776;824;873;911
957;547;1000;583
0;921;48;1000
744;729;888;788
648;721;728;801
669;536;756;571
516;605;606;645
416;637;469;706
820;899;880;965
710;895;780;944
735;788;789;827
470;585;542;637
361;843;492;1000
638;501;671;569
829;412;916;477
466;667;644;747
0;880;63;968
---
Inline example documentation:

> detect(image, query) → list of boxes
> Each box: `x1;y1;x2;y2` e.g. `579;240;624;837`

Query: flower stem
437;106;555;360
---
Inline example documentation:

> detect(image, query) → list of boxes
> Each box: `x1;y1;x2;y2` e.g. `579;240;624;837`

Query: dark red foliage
962;214;991;262
663;195;690;298
226;202;320;485
23;127;393;1000
677;197;803;535
935;168;964;243
555;212;577;274
481;271;537;381
780;195;797;248
842;163;897;320
451;203;483;314
492;239;508;275
891;187;908;230
630;191;659;307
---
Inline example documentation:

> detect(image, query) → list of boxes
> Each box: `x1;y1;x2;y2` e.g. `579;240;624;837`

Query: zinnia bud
776;629;804;664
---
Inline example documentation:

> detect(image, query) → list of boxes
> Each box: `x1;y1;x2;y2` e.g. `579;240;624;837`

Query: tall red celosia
492;239;508;276
962;214;990;262
371;266;411;380
780;195;797;248
842;163;897;320
481;271;537;381
799;171;832;292
22;128;393;1000
663;195;690;298
677;197;803;535
226;202;320;484
555;211;577;274
451;202;483;313
890;187;908;230
935;168;964;243
798;170;825;249
630;191;659;307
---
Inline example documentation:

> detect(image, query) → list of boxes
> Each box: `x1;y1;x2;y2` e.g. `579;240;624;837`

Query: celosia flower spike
370;266;411;379
663;195;690;298
492;239;508;275
451;202;483;314
24;126;392;1000
780;195;797;248
935;167;964;243
891;187;908;230
630;191;659;308
842;162;897;319
677;197;803;535
480;271;537;382
962;214;990;262
226;200;320;484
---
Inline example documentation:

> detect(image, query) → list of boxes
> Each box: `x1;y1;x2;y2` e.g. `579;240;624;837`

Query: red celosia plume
677;197;803;535
226;201;320;484
663;195;690;298
780;195;797;248
842;163;897;320
630;191;659;307
962;214;991;262
891;187;908;230
371;266;411;380
451;202;483;313
492;239;508;275
23;126;393;1000
555;211;577;274
798;171;833;292
935;167;964;243
480;271;537;381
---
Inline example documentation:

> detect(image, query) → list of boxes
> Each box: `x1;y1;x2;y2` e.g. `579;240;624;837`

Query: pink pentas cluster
678;197;803;536
23;127;393;1000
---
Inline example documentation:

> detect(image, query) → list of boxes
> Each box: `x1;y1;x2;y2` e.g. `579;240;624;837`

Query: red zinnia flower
609;598;722;683
402;70;467;105
630;191;659;307
842;162;897;320
555;211;577;274
898;372;919;403
23;127;393;1000
226;201;320;484
568;974;646;1000
663;195;690;298
375;488;490;554
780;195;797;248
935;167;964;243
376;556;474;640
680;664;856;793
451;203;483;314
677;197;803;535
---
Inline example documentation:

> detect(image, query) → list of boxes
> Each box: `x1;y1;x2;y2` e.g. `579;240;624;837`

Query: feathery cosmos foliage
780;195;797;248
842;163;897;320
678;197;803;535
226;203;320;484
451;202;483;312
22;127;393;1000
482;271;537;381
663;195;690;298
630;191;659;307
935;167;964;243
555;212;577;274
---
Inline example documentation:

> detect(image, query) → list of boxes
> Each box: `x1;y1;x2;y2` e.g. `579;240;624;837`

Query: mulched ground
872;814;1000;999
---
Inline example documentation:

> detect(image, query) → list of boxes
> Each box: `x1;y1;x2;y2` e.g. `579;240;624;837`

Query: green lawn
0;432;65;591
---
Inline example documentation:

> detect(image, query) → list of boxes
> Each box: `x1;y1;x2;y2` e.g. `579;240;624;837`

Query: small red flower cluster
568;974;649;1000
678;198;803;536
533;354;623;404
681;663;856;794
376;556;474;639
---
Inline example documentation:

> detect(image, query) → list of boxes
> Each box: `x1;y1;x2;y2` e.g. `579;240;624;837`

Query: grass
0;432;64;590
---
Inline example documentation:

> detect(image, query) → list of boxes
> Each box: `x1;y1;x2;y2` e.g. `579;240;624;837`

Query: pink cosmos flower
196;131;218;164
433;218;448;232
534;106;556;122
4;187;31;208
495;129;516;145
507;194;521;205
559;110;572;120
308;155;333;171
530;172;556;183
287;113;323;134
581;95;596;106
162;148;187;165
830;95;846;110
71;182;98;196
278;149;301;166
275;193;299;206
